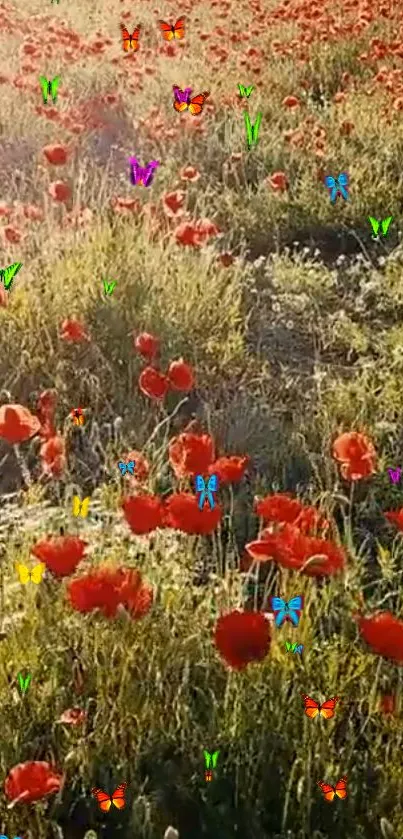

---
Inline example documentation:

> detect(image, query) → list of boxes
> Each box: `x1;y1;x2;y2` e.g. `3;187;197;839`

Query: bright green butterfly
0;262;22;290
285;641;298;652
238;83;254;98
39;75;61;104
368;216;393;239
204;750;219;769
103;279;117;296
244;111;262;149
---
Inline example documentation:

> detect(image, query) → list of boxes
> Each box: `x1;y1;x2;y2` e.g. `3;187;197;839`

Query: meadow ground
2;0;403;837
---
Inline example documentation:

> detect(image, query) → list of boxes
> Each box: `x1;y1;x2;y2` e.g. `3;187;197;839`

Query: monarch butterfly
16;563;46;584
173;89;209;116
301;694;340;720
91;783;128;812
120;24;140;52
72;496;91;518
158;17;185;41
317;776;347;802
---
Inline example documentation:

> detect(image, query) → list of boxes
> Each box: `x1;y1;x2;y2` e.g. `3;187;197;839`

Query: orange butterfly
174;90;209;116
301;694;340;719
120;24;140;52
159;17;185;41
317;776;348;802
91;782;128;812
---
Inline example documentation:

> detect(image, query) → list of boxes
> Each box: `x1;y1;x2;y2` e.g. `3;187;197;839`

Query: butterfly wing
129;27;140;50
319;696;339;720
173;17;185;38
143;161;159;187
324;175;336;188
111;782;128;809
118;462;126;474
73;496;80;516
91;788;112;812
286;595;303;626
381;215;393;235
159;20;175;40
207;474;218;492
81;498;90;518
204;749;211;768
51;76;61;100
211;750;219;768
39;76;49;100
246;85;254;96
335;776;347;799
296;644;304;654
16;563;30;584
338;172;349;186
317;780;336;802
31;563;45;584
285;641;291;651
120;25;131;51
195;475;206;492
188;91;209;115
238;84;246;96
368;216;380;236
301;693;320;719
3;262;22;290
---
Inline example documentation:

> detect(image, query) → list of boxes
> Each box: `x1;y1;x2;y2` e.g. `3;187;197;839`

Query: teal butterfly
368;216;393;239
0;262;22;290
238;83;254;98
39;75;61;104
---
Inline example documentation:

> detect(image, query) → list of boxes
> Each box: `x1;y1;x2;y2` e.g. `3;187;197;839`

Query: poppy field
2;0;403;836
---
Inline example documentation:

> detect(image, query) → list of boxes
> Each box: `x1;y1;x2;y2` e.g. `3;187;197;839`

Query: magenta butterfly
128;157;159;187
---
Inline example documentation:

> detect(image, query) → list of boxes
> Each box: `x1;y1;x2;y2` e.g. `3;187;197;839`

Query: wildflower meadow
1;0;403;837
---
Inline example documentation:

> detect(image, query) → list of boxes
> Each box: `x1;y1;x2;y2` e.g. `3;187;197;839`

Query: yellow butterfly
72;496;90;518
16;563;46;584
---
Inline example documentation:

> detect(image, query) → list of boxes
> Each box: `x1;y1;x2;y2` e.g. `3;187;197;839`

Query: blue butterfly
324;172;349;203
118;460;135;476
195;474;218;510
271;595;304;627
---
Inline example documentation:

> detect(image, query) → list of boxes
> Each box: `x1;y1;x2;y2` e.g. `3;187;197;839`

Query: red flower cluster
254;492;329;534
134;331;195;400
68;566;153;620
246;523;345;577
169;430;249;483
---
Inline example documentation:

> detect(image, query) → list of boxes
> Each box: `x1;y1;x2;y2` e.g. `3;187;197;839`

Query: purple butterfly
388;467;402;485
128;157;159;187
173;85;192;105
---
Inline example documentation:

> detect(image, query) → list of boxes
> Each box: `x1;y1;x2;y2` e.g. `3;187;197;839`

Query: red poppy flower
4;761;64;805
40;434;66;478
167;358;195;391
0;403;41;445
60;318;90;343
138;366;169;400
246;524;345;576
254;493;303;524
3;225;23;244
267;171;288;192
42;143;69;165
48;180;71;203
209;455;249;484
37;389;57;439
294;506;330;534
356;611;403;663
332;431;377;480
58;707;87;725
378;694;396;715
282;95;300;108
68;566;153;619
134;331;160;360
214;610;271;670
174;218;221;247
169;431;215;478
164;492;222;534
180;165;200;182
31;534;87;577
162;190;186;218
384;509;403;531
122;494;164;534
